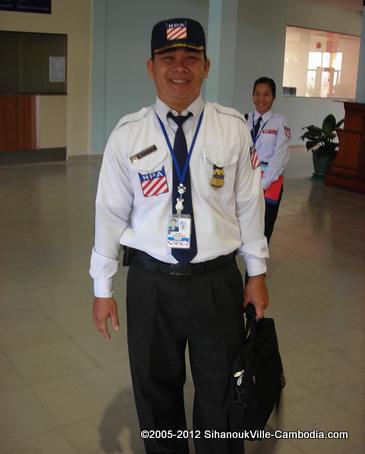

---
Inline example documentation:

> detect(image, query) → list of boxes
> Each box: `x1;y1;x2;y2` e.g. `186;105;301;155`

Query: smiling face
252;83;275;115
147;49;210;112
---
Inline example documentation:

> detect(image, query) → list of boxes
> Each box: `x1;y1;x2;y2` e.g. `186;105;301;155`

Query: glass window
282;26;360;99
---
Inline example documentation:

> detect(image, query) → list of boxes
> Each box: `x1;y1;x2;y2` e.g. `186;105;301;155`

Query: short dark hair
253;77;276;98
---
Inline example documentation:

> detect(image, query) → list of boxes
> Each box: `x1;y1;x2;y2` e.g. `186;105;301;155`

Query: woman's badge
210;165;225;189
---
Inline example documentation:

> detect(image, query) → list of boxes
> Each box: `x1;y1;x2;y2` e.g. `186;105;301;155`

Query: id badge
167;215;191;249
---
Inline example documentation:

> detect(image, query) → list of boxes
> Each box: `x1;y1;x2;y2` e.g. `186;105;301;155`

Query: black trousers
126;259;245;454
264;187;283;244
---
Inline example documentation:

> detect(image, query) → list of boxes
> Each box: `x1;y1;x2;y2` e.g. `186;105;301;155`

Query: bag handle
244;304;260;375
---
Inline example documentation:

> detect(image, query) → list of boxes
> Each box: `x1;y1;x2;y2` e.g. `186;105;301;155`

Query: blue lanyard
251;115;270;145
156;110;204;184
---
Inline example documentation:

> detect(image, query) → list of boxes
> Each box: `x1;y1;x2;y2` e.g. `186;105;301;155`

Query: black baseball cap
151;18;206;56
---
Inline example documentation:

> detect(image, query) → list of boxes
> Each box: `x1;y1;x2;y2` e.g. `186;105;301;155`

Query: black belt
131;250;236;276
260;161;268;165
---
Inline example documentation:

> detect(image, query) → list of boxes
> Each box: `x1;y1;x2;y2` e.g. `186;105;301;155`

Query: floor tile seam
0;333;69;355
0;428;61;449
36;305;96;340
24;384;61;433
25;279;93;296
0;382;28;397
280;335;353;357
70;334;129;368
101;357;130;369
37;303;95;319
28;364;123;389
285;372;359;396
260;427;308;452
99;365;134;395
282;325;365;356
29;382;135;429
0;329;89;355
283;352;364;378
311;389;365;425
279;392;314;408
14;279;74;292
58;401;138;433
72;279;94;296
57;403;140;451
1;329;106;383
6;355;102;388
56;426;80;451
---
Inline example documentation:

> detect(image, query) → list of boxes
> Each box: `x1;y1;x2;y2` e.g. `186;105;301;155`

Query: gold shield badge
210;165;224;189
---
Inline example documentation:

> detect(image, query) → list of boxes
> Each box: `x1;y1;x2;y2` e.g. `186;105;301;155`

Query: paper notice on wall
49;57;65;83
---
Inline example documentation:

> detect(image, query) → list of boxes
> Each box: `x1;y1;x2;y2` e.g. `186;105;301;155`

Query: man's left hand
243;274;269;319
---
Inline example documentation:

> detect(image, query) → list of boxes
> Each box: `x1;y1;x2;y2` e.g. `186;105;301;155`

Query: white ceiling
301;0;363;12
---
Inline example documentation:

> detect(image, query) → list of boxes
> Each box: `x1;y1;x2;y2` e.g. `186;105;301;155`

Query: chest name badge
210;165;225;189
262;129;278;135
139;166;169;197
130;145;157;163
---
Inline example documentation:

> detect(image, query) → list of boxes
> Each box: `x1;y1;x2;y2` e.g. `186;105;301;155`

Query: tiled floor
0;148;364;453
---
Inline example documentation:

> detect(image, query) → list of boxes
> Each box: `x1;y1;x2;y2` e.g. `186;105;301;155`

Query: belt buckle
168;264;191;276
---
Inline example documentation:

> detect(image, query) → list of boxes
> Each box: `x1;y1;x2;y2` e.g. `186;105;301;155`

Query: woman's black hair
253;77;276;98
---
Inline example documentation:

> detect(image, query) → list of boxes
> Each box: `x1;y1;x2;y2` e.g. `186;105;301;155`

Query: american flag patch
139;167;169;197
250;146;260;169
284;126;291;139
166;22;187;41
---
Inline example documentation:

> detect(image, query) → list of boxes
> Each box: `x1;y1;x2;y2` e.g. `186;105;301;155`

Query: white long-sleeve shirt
246;109;291;190
90;96;269;297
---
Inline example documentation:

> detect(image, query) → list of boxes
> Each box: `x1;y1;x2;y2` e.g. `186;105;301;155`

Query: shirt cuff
93;279;113;298
262;178;270;190
244;257;267;276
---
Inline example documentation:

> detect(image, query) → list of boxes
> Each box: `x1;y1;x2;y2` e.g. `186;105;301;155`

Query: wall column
355;1;365;102
205;0;239;106
91;0;107;153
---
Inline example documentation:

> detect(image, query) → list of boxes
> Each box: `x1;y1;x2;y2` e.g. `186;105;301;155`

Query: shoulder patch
114;107;150;130
210;102;246;124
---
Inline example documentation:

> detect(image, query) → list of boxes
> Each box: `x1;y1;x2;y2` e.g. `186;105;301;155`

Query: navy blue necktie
168;112;197;264
252;116;262;142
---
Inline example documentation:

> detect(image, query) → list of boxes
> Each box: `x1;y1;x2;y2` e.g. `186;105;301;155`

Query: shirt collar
254;109;273;123
154;95;205;123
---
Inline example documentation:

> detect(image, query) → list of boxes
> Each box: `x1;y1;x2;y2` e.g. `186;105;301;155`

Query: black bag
229;304;285;439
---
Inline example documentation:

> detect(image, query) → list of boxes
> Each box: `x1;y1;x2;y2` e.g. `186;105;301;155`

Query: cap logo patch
166;21;187;41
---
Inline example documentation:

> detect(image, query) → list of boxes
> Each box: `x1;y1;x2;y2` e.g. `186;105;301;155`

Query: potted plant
300;114;344;178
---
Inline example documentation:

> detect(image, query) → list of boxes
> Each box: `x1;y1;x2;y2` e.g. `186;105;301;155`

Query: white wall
92;0;362;150
37;95;67;148
0;0;92;156
283;0;361;142
91;0;208;153
232;0;362;144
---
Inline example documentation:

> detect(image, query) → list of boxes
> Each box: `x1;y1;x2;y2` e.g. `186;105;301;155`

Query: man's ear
204;58;211;79
146;58;154;80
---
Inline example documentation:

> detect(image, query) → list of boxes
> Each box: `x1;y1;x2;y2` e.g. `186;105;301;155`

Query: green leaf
303;125;322;134
300;131;321;141
336;118;344;128
322;114;336;137
306;140;322;150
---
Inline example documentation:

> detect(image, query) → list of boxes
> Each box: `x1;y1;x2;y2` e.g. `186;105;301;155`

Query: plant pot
312;152;333;177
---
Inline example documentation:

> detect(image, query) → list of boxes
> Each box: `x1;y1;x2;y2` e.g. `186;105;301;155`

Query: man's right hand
93;297;120;340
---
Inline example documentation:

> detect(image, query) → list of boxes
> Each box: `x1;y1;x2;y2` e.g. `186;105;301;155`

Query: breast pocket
199;146;240;200
128;145;171;200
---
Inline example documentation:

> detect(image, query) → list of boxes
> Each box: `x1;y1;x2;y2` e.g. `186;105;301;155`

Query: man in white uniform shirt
90;18;269;454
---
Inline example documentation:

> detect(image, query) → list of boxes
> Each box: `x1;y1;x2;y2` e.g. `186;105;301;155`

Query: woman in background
245;77;291;243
